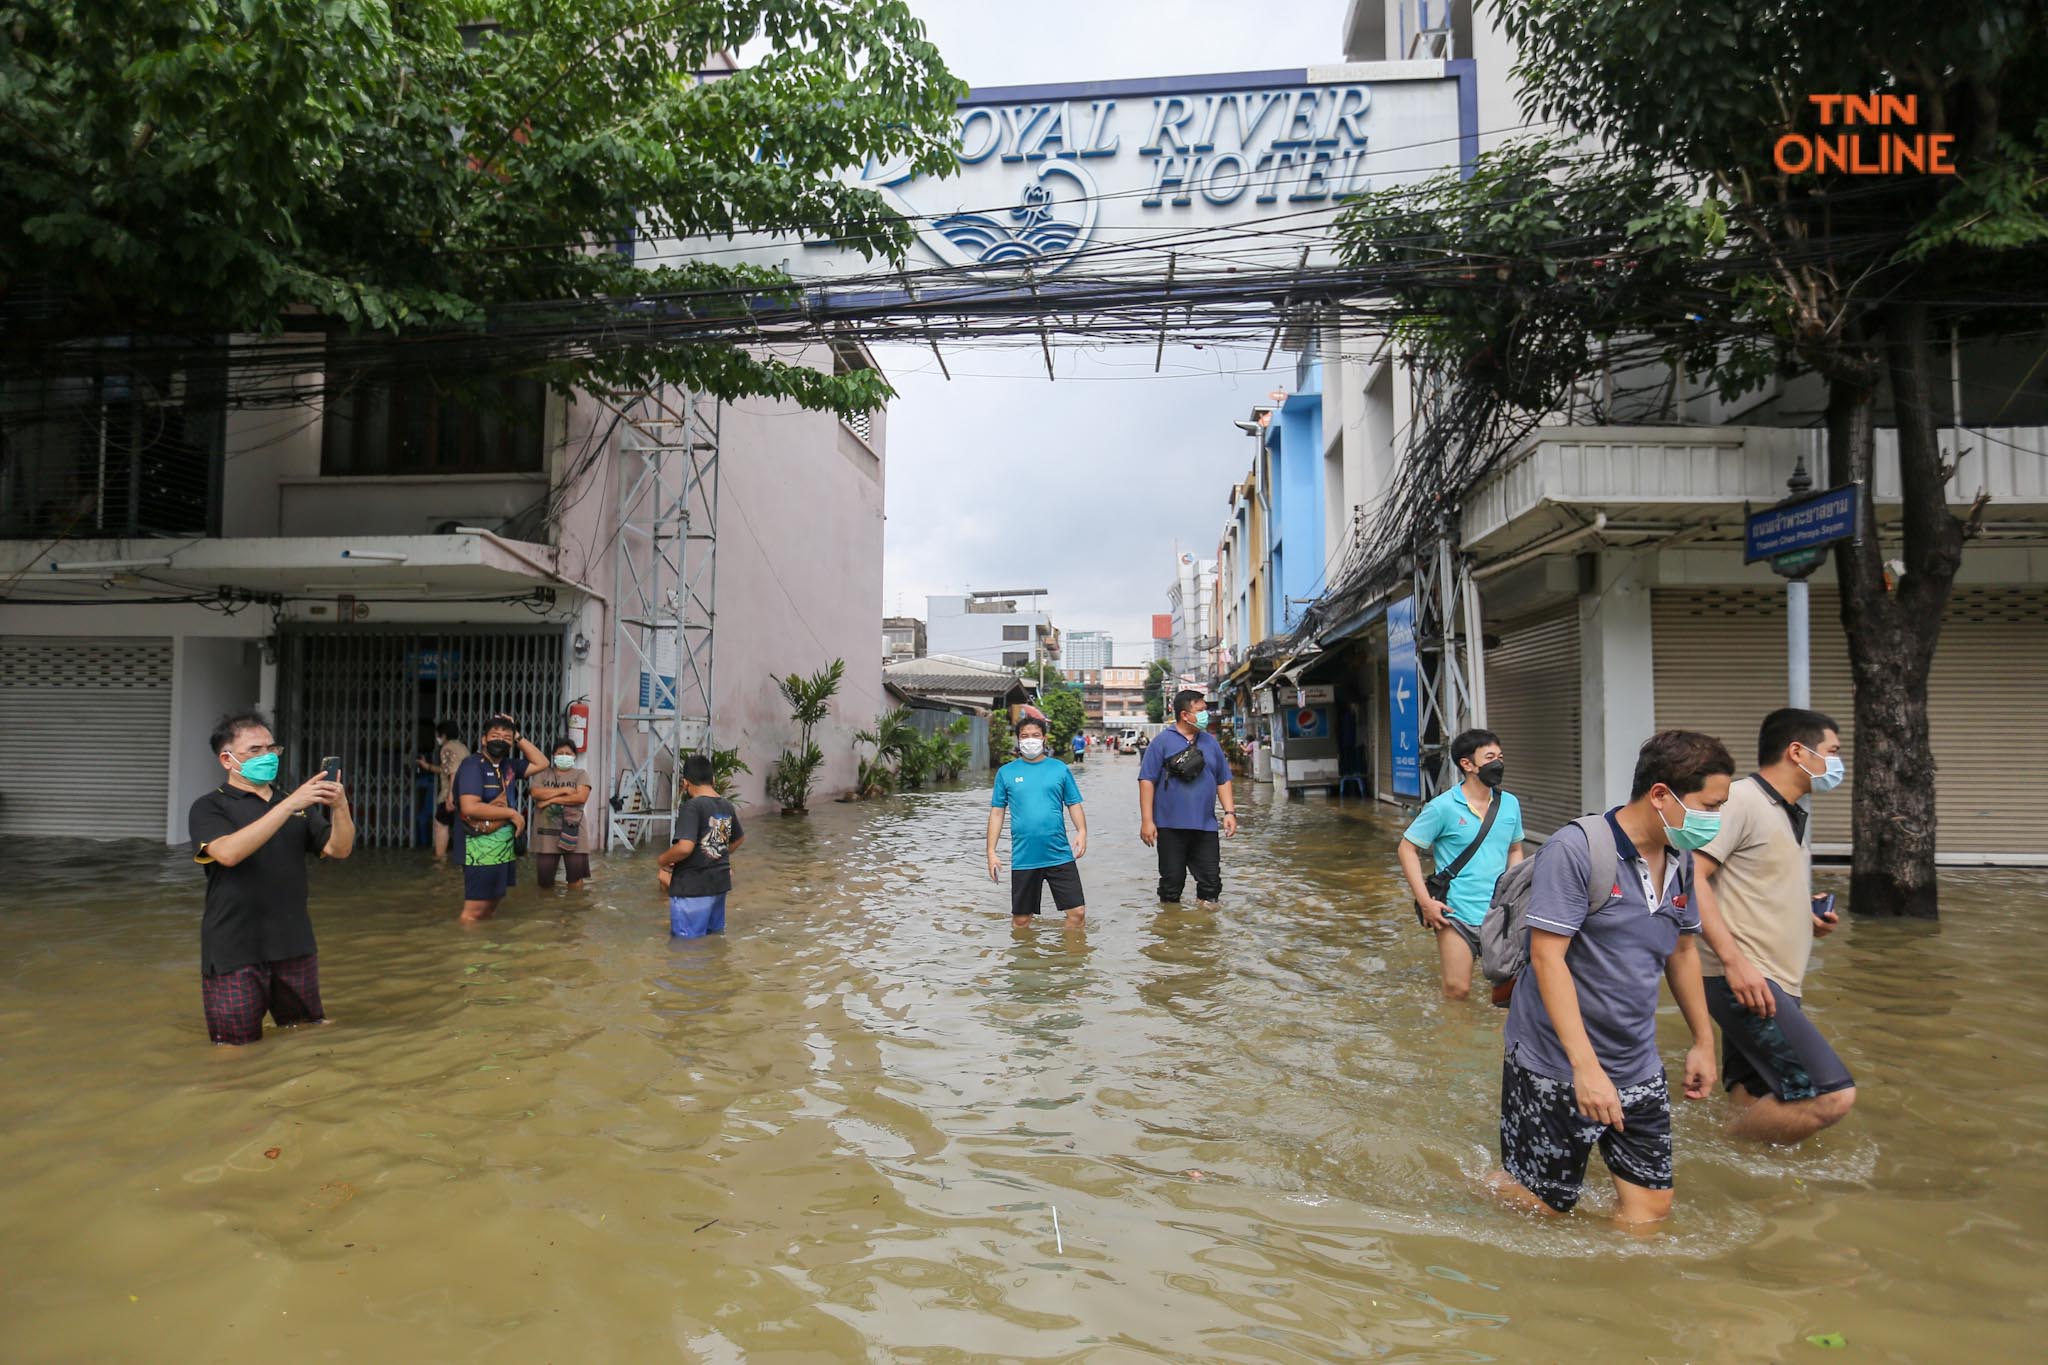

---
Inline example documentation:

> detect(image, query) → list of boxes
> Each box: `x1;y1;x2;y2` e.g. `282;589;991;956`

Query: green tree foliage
1036;685;1086;757
986;709;1012;770
1143;661;1170;724
1337;0;2048;916
709;746;750;801
0;1;965;414
766;658;842;812
852;705;919;798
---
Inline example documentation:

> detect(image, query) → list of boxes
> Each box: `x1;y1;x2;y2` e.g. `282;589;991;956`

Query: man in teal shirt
987;714;1089;929
1396;728;1525;1000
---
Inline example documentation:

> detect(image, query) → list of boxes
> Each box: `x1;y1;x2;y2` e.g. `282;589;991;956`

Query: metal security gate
278;628;563;848
1653;587;2048;860
0;637;173;839
1483;606;1582;840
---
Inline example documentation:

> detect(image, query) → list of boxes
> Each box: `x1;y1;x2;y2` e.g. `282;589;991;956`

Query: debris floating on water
263;1148;281;1160
1051;1204;1063;1255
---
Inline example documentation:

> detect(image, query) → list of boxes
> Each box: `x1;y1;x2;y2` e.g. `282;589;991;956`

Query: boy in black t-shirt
655;753;745;938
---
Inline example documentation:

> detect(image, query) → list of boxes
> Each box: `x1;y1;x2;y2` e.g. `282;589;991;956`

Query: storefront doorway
278;627;564;848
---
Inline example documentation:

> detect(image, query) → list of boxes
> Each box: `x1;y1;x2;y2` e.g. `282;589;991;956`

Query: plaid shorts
202;954;323;1046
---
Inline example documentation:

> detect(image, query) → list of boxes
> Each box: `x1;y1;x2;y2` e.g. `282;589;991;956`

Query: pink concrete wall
560;348;886;817
710;356;888;810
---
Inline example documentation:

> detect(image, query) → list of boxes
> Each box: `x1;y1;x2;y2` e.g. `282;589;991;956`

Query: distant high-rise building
1064;629;1112;672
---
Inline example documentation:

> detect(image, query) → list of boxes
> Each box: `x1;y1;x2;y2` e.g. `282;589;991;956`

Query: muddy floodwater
3;758;2044;1362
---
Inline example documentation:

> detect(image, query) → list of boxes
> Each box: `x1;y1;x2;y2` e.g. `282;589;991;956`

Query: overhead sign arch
655;59;1476;287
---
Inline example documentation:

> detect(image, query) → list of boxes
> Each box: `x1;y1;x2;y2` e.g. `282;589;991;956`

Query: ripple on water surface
1;762;2044;1361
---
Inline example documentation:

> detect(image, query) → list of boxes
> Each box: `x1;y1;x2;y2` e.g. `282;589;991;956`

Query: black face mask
1475;759;1505;789
485;740;513;762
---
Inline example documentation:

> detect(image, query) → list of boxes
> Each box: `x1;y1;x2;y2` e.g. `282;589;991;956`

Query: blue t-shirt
991;757;1083;870
1138;728;1231;831
1402;786;1524;926
1503;811;1701;1086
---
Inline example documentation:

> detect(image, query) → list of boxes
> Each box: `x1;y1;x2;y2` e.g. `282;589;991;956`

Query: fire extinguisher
567;699;591;753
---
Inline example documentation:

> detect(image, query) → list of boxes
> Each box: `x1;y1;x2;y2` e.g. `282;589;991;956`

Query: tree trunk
1828;303;1968;918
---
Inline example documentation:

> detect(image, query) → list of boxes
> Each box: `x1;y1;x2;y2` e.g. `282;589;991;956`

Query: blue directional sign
1388;596;1420;797
1745;483;1859;563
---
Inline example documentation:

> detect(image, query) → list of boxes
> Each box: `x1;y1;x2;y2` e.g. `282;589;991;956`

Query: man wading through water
1691;708;1857;1144
1398;728;1525;1000
987;714;1088;929
189;711;355;1045
1138;689;1236;908
1489;730;1729;1225
454;713;546;923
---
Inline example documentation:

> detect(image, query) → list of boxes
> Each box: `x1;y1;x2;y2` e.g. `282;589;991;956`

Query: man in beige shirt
1693;708;1857;1144
417;721;470;862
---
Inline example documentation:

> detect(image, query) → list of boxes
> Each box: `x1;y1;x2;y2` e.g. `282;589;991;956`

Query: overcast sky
873;0;1349;666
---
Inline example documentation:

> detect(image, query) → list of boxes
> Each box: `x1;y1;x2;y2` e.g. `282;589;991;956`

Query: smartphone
320;756;341;782
1811;892;1837;920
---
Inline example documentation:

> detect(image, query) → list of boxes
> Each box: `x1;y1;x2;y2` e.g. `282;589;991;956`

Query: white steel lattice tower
605;388;719;849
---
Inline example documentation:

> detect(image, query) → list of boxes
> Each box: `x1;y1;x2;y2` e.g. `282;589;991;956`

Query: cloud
879;0;1343;664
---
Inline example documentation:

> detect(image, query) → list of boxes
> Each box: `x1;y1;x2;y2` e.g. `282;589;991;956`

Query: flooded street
3;756;2044;1362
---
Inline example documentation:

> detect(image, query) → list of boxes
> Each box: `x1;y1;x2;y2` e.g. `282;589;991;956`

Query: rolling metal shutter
0;637;173;839
1483;605;1582;839
1651;588;2047;859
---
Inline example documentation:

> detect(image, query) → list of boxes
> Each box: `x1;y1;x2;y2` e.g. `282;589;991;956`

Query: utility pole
1785;454;1813;708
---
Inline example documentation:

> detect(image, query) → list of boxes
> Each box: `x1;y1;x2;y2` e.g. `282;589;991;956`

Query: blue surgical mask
233;752;281;784
1194;710;1210;730
1798;748;1847;793
1657;791;1722;851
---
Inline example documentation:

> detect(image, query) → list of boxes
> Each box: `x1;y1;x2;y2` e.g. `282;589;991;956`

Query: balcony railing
1;361;223;540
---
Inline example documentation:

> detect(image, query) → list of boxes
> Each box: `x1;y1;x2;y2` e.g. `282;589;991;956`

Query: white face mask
1019;737;1045;758
553;754;577;770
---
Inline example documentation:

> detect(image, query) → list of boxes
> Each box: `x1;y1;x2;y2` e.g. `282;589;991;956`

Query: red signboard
1150;613;1172;639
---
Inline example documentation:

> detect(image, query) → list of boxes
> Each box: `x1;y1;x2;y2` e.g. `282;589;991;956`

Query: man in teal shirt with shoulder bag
987;713;1089;930
1397;728;1525;1000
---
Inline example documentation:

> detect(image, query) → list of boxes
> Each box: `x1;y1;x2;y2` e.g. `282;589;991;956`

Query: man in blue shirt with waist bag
1138;689;1237;908
988;714;1089;929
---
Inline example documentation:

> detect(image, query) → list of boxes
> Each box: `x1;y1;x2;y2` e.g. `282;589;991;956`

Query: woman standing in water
529;737;592;890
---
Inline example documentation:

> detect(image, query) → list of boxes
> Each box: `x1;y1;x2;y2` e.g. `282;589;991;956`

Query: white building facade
0;339;889;847
924;593;1057;671
1282;0;2048;860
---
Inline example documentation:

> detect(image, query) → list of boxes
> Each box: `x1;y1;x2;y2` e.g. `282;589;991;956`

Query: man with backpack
1485;730;1731;1225
1397;728;1525;1000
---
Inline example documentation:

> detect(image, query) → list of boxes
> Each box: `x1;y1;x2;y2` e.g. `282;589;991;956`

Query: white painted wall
926;595;1050;670
168;637;260;844
1578;550;1658;812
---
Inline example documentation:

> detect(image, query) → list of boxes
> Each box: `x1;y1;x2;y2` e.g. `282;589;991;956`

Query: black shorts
1440;917;1482;959
1704;976;1855;1102
1011;861;1085;916
1499;1051;1673;1213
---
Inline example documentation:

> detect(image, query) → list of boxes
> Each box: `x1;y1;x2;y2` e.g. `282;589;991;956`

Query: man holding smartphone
1691;708;1857;1144
189;711;355;1046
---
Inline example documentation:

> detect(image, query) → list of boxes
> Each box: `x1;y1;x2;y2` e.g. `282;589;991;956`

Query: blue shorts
463;860;516;901
669;893;728;939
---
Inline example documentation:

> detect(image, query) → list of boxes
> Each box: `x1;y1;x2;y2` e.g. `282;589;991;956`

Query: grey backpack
1479;815;1620;1003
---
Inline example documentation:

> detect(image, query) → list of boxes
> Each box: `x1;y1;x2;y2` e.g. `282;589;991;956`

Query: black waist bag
1164;740;1208;783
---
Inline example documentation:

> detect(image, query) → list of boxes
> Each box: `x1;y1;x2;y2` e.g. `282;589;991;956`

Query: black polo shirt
190;783;330;975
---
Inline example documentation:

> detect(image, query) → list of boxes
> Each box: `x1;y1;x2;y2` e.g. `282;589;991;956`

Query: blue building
1264;352;1326;638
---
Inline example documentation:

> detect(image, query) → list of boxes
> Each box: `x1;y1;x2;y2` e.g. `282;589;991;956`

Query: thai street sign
1745;483;1859;563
